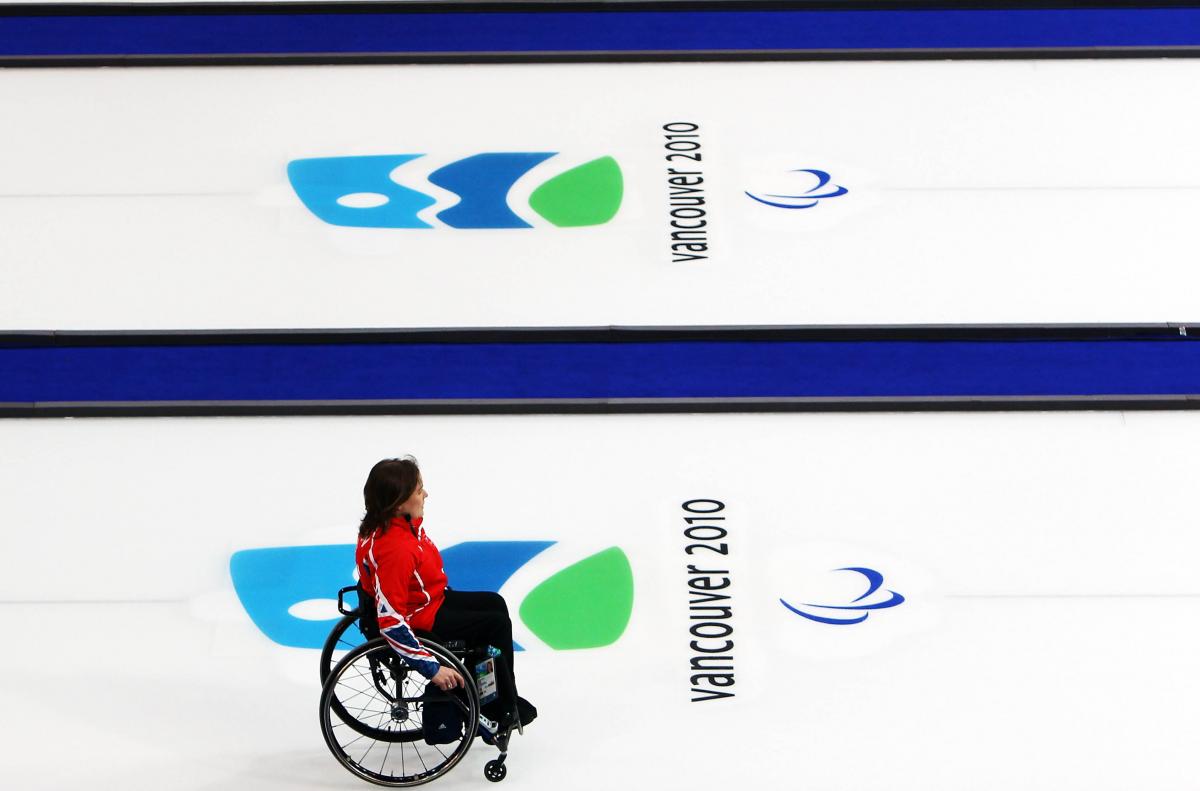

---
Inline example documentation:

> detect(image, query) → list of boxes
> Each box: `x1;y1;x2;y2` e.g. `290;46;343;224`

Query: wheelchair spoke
345;663;378;689
341;687;385;709
336;681;378;703
338;730;368;749
348;691;384;720
321;638;478;786
331;707;391;720
359;733;379;764
416;740;434;773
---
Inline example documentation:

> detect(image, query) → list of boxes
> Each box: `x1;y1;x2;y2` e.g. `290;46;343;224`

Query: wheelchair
319;586;520;786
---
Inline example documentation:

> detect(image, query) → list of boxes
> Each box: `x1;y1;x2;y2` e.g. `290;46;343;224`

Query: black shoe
516;696;537;727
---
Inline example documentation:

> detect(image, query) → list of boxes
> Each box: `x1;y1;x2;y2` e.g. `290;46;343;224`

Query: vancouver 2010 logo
288;153;623;229
230;541;634;650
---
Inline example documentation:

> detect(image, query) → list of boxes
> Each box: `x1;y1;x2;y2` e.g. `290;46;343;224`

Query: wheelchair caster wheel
484;760;507;782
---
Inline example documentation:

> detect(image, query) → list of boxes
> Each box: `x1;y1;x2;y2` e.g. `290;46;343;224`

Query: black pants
432;590;519;719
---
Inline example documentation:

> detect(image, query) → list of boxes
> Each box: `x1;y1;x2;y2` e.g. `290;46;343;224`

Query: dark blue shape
230;544;356;649
428;153;554;228
801;567;906;611
7;339;1200;404
442;540;554;651
847;567;884;602
801;591;907;611
782;567;905;625
746;169;849;209
780;598;869;626
441;541;555;596
5;9;1200;57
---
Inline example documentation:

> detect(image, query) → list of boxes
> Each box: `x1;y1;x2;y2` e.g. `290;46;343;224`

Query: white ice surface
3;412;1200;789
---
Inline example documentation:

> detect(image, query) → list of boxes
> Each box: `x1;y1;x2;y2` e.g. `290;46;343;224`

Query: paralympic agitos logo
288;153;623;229
230;542;634;651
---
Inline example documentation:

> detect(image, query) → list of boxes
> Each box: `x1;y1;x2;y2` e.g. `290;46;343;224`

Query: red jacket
356;516;448;677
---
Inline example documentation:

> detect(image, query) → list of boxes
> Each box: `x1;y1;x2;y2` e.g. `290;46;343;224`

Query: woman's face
398;477;428;520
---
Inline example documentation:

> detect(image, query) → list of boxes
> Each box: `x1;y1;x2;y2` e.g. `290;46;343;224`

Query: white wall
3;411;1198;790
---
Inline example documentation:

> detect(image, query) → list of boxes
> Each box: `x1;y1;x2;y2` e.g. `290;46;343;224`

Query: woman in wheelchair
355;456;537;732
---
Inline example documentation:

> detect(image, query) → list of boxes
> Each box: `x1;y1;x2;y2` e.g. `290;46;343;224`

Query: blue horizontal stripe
3;8;1200;58
3;340;1200;402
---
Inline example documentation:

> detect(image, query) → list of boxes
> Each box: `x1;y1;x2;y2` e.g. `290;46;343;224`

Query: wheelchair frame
318;585;519;786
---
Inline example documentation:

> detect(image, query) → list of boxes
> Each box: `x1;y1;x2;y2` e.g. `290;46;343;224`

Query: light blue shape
287;154;435;228
230;544;356;649
429;152;554;228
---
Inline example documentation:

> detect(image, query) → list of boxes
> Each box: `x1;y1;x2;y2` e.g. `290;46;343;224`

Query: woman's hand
431;666;464;691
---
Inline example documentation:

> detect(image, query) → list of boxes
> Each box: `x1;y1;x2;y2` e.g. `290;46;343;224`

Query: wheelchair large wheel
320;611;363;684
320;637;480;787
322;611;396;742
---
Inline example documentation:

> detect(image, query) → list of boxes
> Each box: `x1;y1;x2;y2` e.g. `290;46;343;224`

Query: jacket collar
387;514;425;537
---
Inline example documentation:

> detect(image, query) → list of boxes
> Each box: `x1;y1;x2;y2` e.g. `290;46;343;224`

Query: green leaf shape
519;547;633;649
528;156;623;227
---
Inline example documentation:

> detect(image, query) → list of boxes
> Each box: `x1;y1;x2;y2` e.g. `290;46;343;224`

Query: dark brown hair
358;456;421;539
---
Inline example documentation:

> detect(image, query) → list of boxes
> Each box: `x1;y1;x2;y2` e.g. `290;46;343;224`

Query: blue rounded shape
288;155;435;228
428;152;554;228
